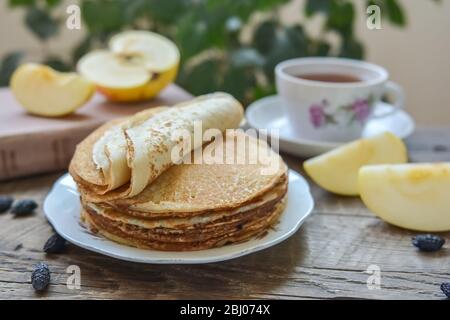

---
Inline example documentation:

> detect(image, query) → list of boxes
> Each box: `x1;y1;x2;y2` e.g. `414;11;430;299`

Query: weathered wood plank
0;127;449;299
0;232;448;300
0;212;449;299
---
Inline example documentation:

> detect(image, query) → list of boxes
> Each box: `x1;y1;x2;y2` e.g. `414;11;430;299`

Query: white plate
44;170;313;264
246;95;415;158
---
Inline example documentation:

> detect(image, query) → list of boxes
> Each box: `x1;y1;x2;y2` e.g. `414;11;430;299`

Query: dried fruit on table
0;196;14;213
43;233;67;254
11;199;38;216
412;234;445;252
31;262;50;291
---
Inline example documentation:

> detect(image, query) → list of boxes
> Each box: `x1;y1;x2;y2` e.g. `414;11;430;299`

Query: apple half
359;163;450;231
10;63;95;117
77;30;179;102
303;132;408;195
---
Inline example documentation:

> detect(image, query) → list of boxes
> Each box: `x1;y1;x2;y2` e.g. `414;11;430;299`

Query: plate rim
44;170;314;264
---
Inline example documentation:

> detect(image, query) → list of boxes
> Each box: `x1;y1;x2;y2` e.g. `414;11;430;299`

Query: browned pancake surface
82;198;285;251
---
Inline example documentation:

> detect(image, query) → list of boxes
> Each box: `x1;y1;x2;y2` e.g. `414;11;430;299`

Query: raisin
441;282;450;298
412;234;445;252
31;262;50;291
43;233;67;254
11;199;38;216
0;196;13;213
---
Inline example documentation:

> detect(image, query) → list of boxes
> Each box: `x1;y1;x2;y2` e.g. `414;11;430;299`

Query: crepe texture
81;196;286;251
72;92;244;199
70;107;168;194
70;93;288;251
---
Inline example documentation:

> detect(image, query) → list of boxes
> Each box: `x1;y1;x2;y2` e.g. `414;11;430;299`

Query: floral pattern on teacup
309;96;374;129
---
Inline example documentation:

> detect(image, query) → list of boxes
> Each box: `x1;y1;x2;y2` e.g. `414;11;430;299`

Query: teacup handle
372;81;405;118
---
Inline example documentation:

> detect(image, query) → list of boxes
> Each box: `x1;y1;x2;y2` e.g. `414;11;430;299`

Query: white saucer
246;95;415;158
43;170;314;264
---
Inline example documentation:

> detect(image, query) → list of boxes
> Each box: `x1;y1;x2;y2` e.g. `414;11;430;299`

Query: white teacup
275;57;404;142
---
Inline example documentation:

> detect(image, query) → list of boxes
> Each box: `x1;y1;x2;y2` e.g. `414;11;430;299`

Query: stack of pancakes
69;93;288;251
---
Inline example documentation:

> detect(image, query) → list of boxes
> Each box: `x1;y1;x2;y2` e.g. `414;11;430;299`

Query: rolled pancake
81;198;285;251
74;131;287;214
125;92;243;197
70;92;288;252
91;92;244;198
78;138;288;251
92;107;170;192
69;107;168;194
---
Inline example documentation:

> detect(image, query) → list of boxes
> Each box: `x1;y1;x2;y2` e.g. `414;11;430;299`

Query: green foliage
305;0;332;16
0;52;23;86
385;0;406;25
325;0;355;37
367;0;406;26
42;56;72;72
81;0;124;35
45;0;62;7
25;6;59;40
178;58;222;96
8;0;35;6
2;0;414;104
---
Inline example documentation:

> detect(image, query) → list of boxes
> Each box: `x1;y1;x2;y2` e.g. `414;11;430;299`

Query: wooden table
1;127;449;300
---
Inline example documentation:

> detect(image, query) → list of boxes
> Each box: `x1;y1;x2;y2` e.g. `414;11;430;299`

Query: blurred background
1;0;449;125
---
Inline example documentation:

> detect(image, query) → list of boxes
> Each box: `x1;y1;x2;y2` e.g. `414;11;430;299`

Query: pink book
0;85;192;180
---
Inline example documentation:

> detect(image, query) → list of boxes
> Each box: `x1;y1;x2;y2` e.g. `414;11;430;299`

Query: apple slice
77;50;152;89
359;163;450;231
109;30;179;72
303;132;408;195
10;63;94;117
77;30;179;102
